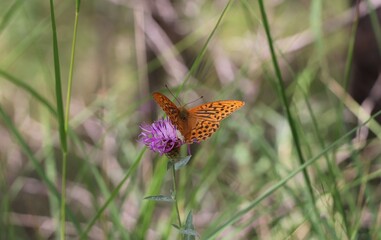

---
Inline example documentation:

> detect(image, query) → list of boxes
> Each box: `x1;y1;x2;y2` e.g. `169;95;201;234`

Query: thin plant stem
60;152;67;240
60;4;79;237
172;163;182;228
343;1;359;90
49;0;81;238
65;1;80;131
48;0;67;239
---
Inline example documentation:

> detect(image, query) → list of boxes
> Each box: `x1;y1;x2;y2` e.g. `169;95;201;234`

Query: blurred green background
1;0;381;239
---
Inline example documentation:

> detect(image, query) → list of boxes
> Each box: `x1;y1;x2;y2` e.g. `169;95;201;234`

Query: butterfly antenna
165;84;182;105
184;95;204;107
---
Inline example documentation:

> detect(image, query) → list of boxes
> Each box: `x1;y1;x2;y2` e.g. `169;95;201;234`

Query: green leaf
167;155;192;171
182;211;198;239
49;0;66;152
185;210;193;227
171;224;180;229
144;195;174;202
167;160;174;170
174;155;192;171
180;229;198;239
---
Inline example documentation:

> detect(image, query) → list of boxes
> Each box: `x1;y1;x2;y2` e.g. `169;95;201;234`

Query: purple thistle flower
139;118;184;155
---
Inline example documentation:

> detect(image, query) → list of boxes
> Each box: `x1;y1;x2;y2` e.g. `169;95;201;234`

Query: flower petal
139;118;184;155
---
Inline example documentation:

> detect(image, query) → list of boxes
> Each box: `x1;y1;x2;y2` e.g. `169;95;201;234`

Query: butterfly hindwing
186;100;244;143
186;120;220;143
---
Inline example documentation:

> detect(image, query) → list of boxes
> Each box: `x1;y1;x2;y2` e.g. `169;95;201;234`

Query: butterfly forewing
152;92;181;128
189;100;245;122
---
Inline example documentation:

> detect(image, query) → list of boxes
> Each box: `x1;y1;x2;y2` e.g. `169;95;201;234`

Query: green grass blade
257;0;320;230
343;4;359;90
69;128;131;239
179;0;234;93
0;104;82;234
0;0;24;35
0;69;57;116
49;1;68;239
49;0;66;152
80;148;145;239
135;155;168;238
203;112;378;239
65;0;80;132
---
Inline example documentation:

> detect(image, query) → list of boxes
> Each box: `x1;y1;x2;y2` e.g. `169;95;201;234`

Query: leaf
144;195;174;202
185;210;193;227
181;211;199;239
167;160;173;170
171;224;180;229
167;155;192;171
174;155;192;171
180;229;198;239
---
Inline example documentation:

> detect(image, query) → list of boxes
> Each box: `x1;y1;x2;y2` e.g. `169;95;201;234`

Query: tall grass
1;0;381;239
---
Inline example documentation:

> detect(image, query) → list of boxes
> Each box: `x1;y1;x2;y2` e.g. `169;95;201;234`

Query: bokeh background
1;0;381;239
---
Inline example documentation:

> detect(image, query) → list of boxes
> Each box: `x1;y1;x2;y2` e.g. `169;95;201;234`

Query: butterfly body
153;92;244;144
178;107;189;121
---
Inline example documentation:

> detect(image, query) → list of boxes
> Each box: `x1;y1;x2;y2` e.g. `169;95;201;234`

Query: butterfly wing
152;92;180;124
152;92;192;137
186;100;245;143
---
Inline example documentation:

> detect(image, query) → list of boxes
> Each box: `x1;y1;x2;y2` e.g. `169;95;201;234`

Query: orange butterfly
153;92;245;144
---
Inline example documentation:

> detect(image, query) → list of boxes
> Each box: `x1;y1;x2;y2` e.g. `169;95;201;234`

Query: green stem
60;152;67;240
60;8;79;236
343;3;359;90
65;3;80;131
55;0;80;238
172;163;182;227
